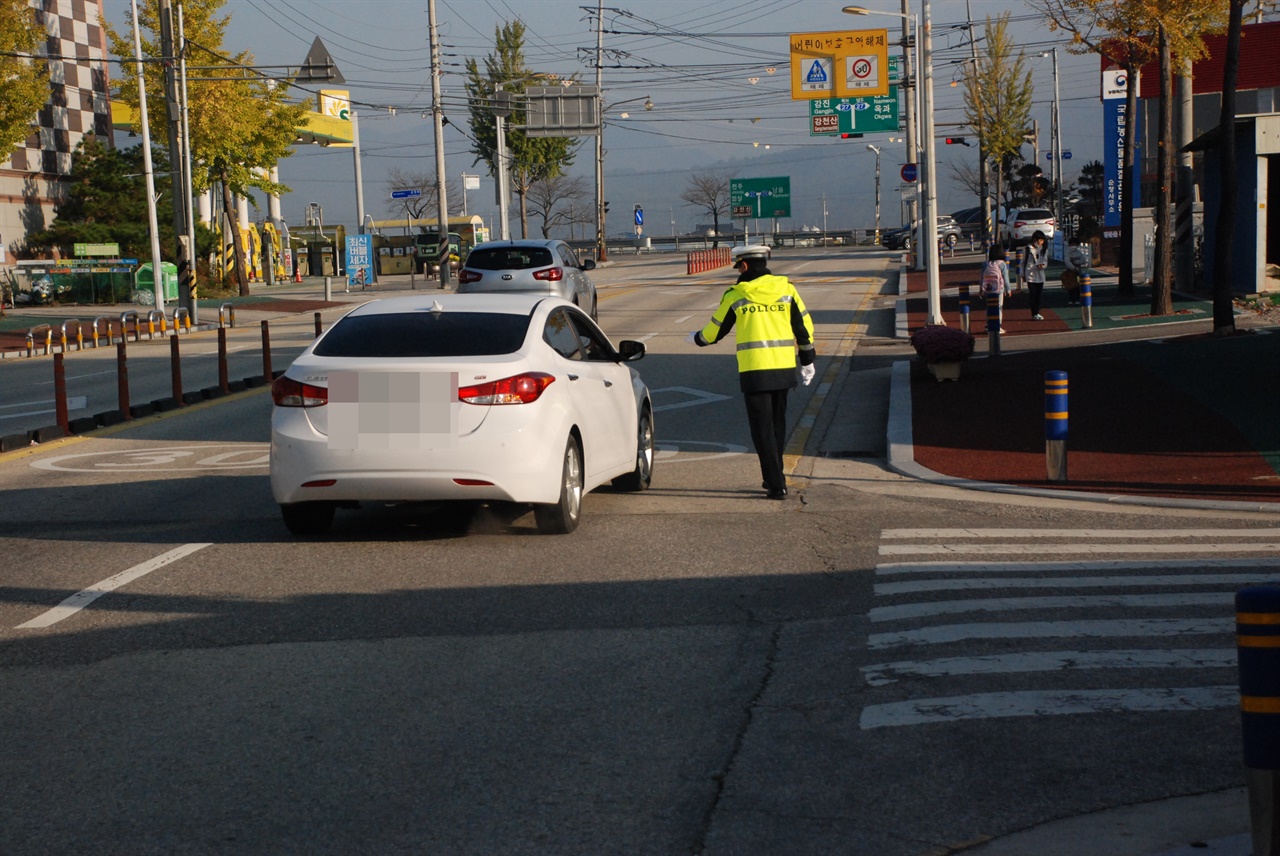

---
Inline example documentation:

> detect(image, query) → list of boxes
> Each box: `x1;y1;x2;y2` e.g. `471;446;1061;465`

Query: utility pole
901;0;918;233
594;0;607;262
130;0;165;315
157;0;193;317
428;0;450;286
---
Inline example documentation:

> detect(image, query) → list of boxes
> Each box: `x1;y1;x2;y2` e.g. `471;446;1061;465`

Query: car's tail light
532;267;564;282
272;375;328;407
1046;218;1056;226
1015;220;1027;228
458;372;555;405
458;269;483;284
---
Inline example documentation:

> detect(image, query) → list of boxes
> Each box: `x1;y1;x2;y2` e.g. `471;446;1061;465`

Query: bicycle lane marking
15;543;212;629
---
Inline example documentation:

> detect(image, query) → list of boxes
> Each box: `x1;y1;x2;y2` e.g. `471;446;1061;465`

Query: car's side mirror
580;258;596;271
617;339;645;362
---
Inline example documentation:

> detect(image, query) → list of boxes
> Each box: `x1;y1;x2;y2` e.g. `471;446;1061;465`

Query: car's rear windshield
313;312;529;358
1018;209;1052;219
466;247;555;271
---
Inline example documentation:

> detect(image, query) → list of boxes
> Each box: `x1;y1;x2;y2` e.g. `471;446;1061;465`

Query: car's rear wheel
535;437;583;534
280;501;335;536
612;406;653;492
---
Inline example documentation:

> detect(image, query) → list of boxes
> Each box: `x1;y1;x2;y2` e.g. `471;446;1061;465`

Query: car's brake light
458;372;555;405
458;269;483;284
272;375;328;407
532;267;564;282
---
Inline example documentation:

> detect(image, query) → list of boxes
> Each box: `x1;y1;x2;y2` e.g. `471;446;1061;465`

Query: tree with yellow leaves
105;0;310;295
0;0;49;161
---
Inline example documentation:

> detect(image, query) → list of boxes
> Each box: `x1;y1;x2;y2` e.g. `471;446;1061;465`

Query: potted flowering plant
909;324;974;381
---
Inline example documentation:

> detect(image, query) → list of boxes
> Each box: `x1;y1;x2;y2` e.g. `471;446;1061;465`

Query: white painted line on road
869;592;1231;622
868;617;1231;649
35;369;115;384
876;557;1280;575
861;648;1237;686
883;527;1280;539
676;315;695;324
880;542;1280;555
860;685;1237;729
876;572;1278;596
16;543;212;629
637;333;658;343
0;396;87;420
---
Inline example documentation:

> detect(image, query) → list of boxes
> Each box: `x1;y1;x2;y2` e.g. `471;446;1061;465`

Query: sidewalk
896;255;1280;511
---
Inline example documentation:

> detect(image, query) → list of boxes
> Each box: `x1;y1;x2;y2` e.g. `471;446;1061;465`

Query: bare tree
681;171;731;247
526;174;589;239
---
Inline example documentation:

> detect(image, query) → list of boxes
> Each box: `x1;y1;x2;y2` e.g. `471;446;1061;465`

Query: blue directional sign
391;189;422;200
634;206;644;226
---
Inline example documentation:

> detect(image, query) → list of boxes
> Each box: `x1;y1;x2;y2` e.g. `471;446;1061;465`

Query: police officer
686;244;816;500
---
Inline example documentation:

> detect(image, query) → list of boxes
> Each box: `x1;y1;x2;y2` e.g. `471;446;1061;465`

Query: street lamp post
594;94;653;260
492;86;514;241
867;143;882;244
846;3;941;324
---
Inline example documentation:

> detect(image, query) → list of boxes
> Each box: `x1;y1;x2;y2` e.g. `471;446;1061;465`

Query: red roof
1100;19;1280;97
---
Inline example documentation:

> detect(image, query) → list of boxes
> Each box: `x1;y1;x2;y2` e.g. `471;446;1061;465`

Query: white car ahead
269;294;653;536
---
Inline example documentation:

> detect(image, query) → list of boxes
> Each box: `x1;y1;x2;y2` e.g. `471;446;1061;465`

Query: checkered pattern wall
6;0;113;176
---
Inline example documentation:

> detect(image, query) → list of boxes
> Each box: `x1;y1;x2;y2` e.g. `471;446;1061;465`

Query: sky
105;0;1135;237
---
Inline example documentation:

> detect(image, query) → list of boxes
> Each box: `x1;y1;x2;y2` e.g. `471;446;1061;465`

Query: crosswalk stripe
860;686;1238;729
880;543;1280;555
869;617;1231;649
861;648;1237;686
876;557;1280;575
869;592;1230;622
882;528;1280;539
877;572;1279;596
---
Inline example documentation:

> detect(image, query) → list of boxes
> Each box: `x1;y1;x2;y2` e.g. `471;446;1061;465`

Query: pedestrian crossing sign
790;29;889;100
806;60;828;84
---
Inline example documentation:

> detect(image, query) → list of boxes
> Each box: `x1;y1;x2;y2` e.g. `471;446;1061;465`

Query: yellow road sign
789;29;890;100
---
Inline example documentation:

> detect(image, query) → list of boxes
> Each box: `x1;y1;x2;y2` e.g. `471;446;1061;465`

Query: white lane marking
0;396;88;420
880;543;1280;555
861;648;1237;687
876;557;1280;575
868;617;1231;649
860;686;1237;729
883;528;1280;539
16;543;212;629
650;386;733;412
654;440;748;462
869;592;1230;622
876;573;1277;596
676;315;695;324
637;333;658;343
34;369;115;384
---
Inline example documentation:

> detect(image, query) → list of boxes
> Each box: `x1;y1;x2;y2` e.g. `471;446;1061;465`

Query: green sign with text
730;176;791;219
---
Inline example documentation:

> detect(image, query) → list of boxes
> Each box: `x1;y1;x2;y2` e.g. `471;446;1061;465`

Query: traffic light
945;137;970;146
839;133;864;139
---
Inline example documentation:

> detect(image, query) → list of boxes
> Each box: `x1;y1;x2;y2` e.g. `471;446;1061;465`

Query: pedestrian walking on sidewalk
686;244;816;500
1025;231;1049;320
981;245;1011;333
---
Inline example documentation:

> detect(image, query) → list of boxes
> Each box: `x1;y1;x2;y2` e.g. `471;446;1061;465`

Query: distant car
269;293;654;536
879;216;961;251
457;239;599;320
1000;207;1056;247
949;206;988;239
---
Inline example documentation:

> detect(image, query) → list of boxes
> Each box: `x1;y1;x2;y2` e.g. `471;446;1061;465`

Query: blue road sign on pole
634;205;644;226
391;189;422;200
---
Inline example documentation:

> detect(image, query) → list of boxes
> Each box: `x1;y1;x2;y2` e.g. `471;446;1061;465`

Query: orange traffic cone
293;263;302;283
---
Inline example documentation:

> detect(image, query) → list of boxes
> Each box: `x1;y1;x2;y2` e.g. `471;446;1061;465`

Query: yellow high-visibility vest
699;274;815;375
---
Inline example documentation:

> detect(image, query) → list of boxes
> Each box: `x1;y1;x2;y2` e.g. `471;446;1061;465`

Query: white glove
800;364;815;386
684;331;699;345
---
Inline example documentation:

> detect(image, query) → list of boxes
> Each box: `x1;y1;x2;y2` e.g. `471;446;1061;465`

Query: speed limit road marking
32;444;270;473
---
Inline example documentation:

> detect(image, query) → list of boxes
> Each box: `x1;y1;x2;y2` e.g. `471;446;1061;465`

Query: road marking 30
32;444;270;472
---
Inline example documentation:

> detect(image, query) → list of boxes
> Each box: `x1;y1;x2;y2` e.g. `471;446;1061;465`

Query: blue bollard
959;284;971;335
1237;586;1280;855
1044;370;1068;481
985;293;1001;356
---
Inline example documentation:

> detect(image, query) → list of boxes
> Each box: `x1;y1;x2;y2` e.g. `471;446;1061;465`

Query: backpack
980;260;1005;295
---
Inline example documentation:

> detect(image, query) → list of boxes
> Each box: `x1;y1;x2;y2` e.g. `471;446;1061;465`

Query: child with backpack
980;245;1011;333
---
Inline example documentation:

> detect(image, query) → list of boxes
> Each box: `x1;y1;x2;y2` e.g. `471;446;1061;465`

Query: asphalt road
0;248;1270;854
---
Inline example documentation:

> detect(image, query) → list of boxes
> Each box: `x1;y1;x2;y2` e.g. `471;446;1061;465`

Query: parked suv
458;239;599;319
1000;208;1056;247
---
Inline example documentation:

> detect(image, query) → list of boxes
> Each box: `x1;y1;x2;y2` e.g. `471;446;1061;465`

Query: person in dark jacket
686;244;816;500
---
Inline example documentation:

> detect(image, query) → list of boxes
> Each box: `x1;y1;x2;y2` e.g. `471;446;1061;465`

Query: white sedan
269;294;653;536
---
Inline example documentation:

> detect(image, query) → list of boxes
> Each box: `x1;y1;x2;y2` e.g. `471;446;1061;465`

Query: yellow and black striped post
985;292;1001;356
1080;273;1094;329
1237;586;1280;856
1044;371;1068;481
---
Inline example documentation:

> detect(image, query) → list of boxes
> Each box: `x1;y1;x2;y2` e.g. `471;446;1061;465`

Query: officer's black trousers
743;389;788;492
